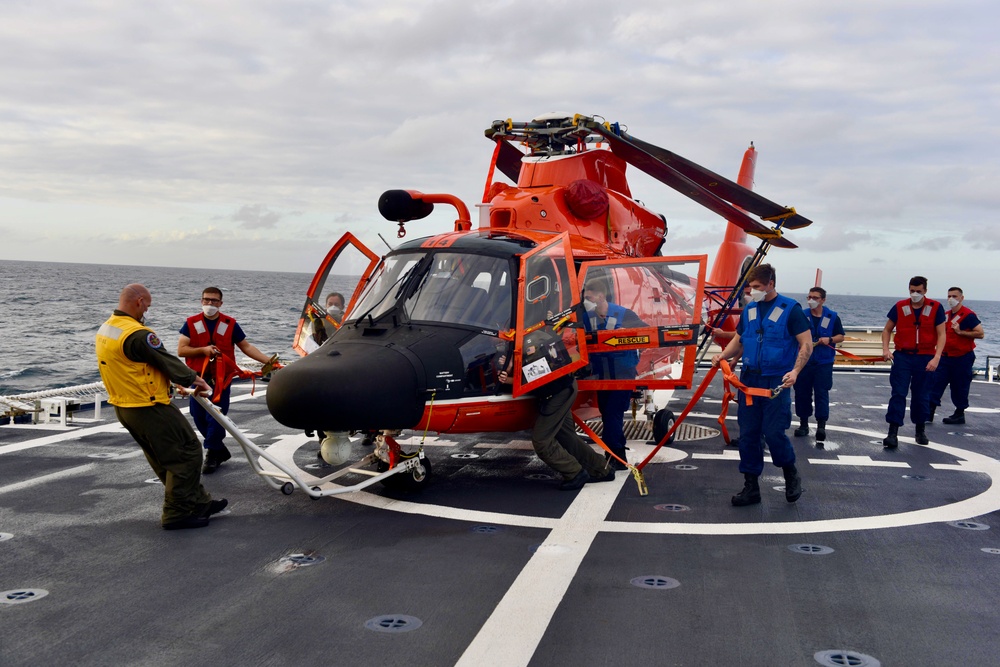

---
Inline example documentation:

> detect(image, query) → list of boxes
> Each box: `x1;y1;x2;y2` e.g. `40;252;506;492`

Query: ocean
1;259;997;396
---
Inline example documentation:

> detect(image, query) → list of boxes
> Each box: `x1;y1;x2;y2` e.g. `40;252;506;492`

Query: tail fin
707;143;758;289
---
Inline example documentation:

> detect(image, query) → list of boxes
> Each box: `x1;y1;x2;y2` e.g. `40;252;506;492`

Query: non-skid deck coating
2;373;1000;667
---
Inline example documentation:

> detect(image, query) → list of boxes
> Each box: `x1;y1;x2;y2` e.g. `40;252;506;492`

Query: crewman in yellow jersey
96;283;226;530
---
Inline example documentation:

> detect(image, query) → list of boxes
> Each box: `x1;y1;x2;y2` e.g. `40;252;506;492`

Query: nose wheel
653;408;676;445
375;433;432;492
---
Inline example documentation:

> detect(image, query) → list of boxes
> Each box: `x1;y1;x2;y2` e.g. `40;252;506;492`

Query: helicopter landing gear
652;408;676;445
374;433;432;492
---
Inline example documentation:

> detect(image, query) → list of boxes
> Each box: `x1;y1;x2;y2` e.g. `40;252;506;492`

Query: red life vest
892;298;942;355
184;313;237;391
944;306;977;357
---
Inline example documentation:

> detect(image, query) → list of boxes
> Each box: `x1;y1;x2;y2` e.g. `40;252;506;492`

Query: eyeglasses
201;298;222;305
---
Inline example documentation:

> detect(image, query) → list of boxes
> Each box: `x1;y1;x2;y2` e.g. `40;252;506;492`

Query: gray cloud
230;204;282;229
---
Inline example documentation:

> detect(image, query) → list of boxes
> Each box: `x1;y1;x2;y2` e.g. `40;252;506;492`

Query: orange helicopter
265;113;812;492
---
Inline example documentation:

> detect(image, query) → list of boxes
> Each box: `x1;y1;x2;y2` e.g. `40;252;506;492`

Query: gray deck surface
2;372;999;667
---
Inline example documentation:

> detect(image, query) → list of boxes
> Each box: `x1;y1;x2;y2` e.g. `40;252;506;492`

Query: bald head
118;283;151;320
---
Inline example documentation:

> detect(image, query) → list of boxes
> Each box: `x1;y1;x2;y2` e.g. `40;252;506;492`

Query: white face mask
583;298;597;312
806;299;820;310
202;305;219;317
947;297;960;309
328;305;343;317
749;288;767;303
909;292;924;304
141;309;150;324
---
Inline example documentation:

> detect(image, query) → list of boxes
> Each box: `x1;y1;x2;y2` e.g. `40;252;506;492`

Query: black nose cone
267;343;425;431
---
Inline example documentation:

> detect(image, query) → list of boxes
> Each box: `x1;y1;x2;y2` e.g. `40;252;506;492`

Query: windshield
405;253;512;330
348;253;422;323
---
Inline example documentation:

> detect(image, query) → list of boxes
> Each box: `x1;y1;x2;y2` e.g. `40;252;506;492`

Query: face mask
141;309;150;324
947;297;959;309
806;299;819;309
749;289;767;303
328;306;343;317
202;305;219;317
909;292;923;304
583;298;597;312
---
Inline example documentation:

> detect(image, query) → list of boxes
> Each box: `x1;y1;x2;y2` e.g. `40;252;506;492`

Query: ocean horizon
2;258;996;396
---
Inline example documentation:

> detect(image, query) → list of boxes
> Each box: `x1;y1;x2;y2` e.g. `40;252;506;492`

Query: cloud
230;204;282;229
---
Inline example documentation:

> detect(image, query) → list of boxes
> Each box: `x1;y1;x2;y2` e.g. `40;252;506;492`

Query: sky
1;0;997;298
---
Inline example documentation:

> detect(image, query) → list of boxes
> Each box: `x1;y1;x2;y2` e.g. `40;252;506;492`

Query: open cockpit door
577;255;707;390
293;232;380;356
512;233;588;397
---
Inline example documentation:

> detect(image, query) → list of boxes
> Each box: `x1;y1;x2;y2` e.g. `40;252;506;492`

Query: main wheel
377;453;432;493
652;408;676;445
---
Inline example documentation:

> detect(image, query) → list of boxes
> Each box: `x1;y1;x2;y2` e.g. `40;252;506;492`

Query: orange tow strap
833;347;888;364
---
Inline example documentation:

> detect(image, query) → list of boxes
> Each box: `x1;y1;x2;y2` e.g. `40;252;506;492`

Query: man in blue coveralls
582;277;646;470
793;287;845;443
711;264;813;506
881;276;946;448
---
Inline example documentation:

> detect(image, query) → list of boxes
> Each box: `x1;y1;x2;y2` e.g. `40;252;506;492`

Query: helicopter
265;113;812;491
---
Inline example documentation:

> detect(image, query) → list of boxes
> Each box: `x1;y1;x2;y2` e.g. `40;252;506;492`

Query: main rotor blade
495;140;525;183
588;123;812;230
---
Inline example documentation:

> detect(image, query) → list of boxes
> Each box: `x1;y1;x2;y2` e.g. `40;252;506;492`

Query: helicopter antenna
377;233;394;251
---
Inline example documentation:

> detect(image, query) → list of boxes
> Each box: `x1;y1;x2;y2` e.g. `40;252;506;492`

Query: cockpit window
405;253;512;330
347;253;421;323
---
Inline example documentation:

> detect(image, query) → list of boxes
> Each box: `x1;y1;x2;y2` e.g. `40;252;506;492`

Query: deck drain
673;464;698;471
279;553;326;567
451;453;480;459
1;589;49;605
144;478;162;484
789;544;835;555
814;649;881;666
630;576;680;590
948;520;990;531
88;453;120;459
471;525;500;534
981;548;1000;555
902;474;930;481
654;504;691;513
365;615;422;633
0;533;13;542
526;473;554;481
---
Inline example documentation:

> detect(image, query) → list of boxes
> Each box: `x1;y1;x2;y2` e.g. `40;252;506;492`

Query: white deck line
0;464;98;495
454;475;627;667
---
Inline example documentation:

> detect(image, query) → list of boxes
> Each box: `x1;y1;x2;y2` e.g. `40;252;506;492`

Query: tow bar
192;394;427;499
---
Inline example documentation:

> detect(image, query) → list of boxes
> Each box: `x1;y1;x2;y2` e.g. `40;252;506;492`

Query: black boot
883;423;899;449
815;420;826;442
793;418;809;437
915;422;929;445
783;464;802;502
731;474;761;506
943;410;966;425
928;404;937;422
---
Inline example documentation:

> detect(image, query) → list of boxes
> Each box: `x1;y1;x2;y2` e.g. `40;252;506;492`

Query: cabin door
511;233;588;397
292;232;381;356
577;255;708;390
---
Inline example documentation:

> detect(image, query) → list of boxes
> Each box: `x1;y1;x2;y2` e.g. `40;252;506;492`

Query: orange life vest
943;306;977;357
184;313;237;390
892;298;942;355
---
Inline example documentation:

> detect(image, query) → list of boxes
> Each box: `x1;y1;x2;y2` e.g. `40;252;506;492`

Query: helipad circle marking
1;589;49;604
264;425;1000;536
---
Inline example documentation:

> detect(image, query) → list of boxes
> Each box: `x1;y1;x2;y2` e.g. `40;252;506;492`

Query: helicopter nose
266;343;426;431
